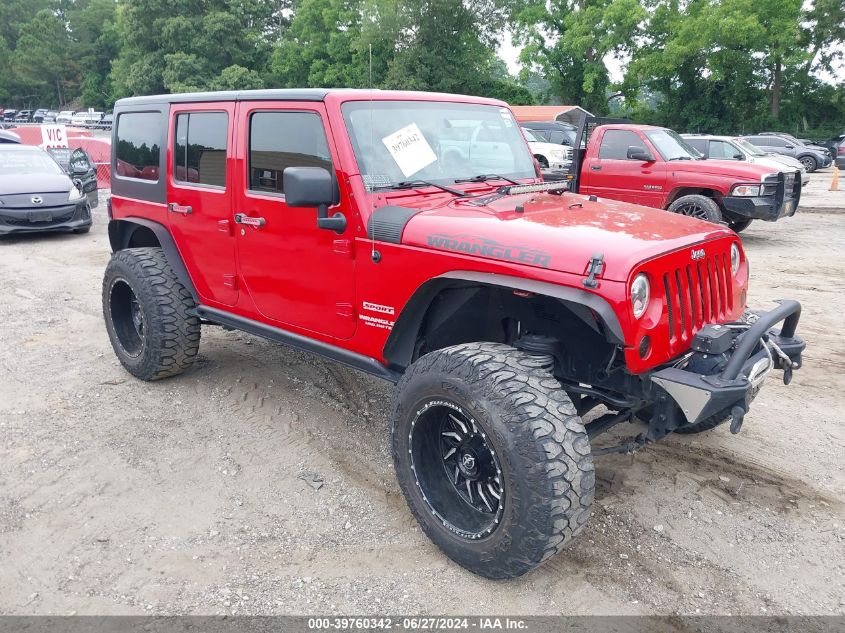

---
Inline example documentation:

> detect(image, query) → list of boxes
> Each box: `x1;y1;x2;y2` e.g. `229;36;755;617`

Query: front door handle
590;165;602;171
168;202;192;215
234;213;266;228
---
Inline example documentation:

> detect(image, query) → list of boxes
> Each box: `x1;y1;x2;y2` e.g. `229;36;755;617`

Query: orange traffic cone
832;165;840;192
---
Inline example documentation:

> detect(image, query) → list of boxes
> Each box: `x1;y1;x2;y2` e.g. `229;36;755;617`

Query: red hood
397;191;736;281
668;158;779;180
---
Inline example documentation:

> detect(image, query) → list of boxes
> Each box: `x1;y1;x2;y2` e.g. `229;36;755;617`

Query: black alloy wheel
109;278;146;358
410;399;504;540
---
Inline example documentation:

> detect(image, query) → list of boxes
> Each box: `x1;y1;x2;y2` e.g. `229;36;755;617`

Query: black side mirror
283;166;346;234
627;146;655;162
733;153;744;160
784;145;794;149
73;178;83;192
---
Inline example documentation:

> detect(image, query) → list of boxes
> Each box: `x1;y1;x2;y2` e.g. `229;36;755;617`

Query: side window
548;130;570;145
765;137;787;147
598;130;645;160
685;138;707;155
173;111;228;187
248;111;332;195
709;141;738;159
115;112;162;181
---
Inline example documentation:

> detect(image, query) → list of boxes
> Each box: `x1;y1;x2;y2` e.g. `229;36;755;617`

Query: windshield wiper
454;174;521;185
381;180;469;197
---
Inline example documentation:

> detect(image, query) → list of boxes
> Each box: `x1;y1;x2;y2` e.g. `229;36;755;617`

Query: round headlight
730;243;741;275
630;273;650;319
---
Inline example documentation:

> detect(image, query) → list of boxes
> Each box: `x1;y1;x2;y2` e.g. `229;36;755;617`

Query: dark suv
520;120;578;148
743;134;832;173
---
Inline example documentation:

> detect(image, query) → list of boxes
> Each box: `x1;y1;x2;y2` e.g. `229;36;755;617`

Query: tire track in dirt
209;336;410;520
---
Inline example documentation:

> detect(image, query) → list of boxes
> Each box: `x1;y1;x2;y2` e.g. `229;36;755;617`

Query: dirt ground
1;203;844;617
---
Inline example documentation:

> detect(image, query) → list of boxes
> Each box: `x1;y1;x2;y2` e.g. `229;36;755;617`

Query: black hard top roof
116;88;339;107
115;88;507;108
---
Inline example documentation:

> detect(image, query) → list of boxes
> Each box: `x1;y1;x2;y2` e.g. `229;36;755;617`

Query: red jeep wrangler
569;121;802;233
102;89;805;579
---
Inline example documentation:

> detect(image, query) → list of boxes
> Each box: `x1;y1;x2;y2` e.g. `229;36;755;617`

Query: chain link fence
95;162;111;189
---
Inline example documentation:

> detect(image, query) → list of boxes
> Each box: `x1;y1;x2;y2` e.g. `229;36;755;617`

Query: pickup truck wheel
535;155;549;169
102;247;200;381
391;342;594;579
727;217;753;233
667;194;723;223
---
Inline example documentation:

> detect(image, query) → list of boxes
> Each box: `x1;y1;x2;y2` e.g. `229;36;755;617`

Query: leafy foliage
0;0;840;137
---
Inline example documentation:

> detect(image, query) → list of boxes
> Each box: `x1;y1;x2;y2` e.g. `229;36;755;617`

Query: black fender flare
383;271;625;371
108;217;198;302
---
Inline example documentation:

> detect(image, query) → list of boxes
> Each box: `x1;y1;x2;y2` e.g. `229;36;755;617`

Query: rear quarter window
115;112;163;181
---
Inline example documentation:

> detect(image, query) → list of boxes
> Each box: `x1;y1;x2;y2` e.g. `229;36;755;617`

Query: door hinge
333;239;353;258
223;274;238;290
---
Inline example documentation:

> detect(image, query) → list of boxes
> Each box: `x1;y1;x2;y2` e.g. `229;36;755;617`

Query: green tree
110;0;280;97
68;0;120;107
11;9;75;106
270;0;375;88
513;0;645;113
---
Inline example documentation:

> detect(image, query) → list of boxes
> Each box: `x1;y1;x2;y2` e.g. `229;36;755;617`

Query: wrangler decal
426;234;551;268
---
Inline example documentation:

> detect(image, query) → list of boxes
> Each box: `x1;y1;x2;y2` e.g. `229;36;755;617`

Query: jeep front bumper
649;299;804;433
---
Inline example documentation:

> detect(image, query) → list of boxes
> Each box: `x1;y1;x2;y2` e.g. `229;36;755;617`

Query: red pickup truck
569;121;802;232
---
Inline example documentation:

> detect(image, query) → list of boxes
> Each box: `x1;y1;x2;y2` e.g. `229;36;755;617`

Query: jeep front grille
662;252;733;346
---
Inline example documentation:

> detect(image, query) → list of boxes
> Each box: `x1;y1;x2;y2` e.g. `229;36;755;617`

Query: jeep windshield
645;129;703;161
341;100;537;190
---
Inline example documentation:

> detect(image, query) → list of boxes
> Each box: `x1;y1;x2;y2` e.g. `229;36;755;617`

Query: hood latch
583;253;605;288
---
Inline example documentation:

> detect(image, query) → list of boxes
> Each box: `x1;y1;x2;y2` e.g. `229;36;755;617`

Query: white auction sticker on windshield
381;123;437;178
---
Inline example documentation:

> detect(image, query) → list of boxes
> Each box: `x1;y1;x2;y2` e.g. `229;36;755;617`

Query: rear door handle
168;203;192;215
234;213;266;228
590;165;602;171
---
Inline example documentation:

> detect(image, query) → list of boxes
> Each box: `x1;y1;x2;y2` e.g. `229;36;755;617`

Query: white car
84;111;104;128
521;127;572;172
682;134;810;186
55;110;74;124
70;112;90;127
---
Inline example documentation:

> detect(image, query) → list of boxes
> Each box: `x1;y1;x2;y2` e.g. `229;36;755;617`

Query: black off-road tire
535;155;549;169
667;194;723;224
102;247;200;381
391;342;594;579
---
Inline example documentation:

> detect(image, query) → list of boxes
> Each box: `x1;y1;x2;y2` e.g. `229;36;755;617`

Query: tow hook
729;406;746;434
767;337;795;385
